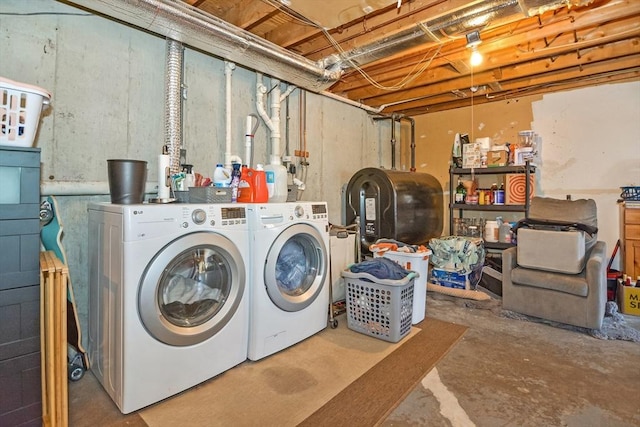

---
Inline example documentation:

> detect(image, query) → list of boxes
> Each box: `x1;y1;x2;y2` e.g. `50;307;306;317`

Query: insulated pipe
67;0;340;91
165;38;183;174
224;61;236;169
324;0;574;73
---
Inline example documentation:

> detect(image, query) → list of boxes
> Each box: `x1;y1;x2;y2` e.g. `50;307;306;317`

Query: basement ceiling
184;0;640;115
74;0;640;115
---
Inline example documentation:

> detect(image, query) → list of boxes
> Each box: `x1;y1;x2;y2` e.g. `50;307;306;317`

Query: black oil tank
344;168;443;254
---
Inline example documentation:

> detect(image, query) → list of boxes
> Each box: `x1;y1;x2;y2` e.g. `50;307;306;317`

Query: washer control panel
178;205;247;229
191;208;207;225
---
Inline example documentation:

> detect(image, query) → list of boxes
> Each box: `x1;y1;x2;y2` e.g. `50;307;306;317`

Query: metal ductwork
64;0;341;92
323;0;585;73
63;0;594;102
165;38;183;175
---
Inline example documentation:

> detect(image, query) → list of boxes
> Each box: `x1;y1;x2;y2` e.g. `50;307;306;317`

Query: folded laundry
348;257;410;280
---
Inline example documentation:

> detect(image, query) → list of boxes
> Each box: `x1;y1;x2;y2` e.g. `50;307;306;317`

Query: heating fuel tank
344;168;443;254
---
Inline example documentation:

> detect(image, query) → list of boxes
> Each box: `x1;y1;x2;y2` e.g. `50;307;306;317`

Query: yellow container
617;283;640;316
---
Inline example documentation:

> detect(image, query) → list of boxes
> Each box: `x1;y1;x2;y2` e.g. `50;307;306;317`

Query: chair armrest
586;241;606;287
502;246;517;271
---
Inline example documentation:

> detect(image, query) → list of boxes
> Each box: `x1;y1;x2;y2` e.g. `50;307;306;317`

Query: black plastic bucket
107;159;147;204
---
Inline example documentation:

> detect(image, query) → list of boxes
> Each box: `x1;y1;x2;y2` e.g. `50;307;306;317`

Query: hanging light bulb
466;30;483;67
470;47;483;66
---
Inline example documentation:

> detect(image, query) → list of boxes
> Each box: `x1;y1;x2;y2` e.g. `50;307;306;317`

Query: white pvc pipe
256;74;273;133
224;61;236;169
320;90;385;114
245;116;254;167
270;78;282;160
256;73;296;163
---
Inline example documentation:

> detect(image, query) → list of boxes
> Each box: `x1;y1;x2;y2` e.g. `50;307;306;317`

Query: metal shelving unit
449;162;536;250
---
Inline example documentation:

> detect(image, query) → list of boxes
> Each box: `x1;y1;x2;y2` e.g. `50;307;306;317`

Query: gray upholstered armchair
502;197;607;330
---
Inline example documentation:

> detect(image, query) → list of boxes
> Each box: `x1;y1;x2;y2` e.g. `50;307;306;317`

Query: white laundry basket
1;76;51;147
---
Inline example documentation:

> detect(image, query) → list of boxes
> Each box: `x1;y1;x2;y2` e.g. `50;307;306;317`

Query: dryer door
264;223;328;312
138;231;245;346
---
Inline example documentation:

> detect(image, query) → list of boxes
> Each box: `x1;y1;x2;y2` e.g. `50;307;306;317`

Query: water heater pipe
397;116;416;172
373;115;397;170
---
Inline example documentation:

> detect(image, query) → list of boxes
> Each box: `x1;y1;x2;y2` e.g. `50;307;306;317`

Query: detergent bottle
236;165;254;203
263;155;288;202
213;164;231;187
253;164;269;203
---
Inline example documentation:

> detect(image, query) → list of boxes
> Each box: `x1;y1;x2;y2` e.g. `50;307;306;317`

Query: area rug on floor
430;290;640;343
138;314;466;427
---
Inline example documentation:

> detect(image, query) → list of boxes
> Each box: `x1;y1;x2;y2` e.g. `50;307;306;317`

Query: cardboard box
617;283;640;316
487;147;508;167
505;173;535;205
430;266;482;290
462;142;482;169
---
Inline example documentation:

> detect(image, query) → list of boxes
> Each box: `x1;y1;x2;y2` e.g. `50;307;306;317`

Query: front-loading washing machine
87;202;249;414
246;202;330;361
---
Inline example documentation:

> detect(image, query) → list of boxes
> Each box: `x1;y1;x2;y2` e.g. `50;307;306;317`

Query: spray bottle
263;155;288;202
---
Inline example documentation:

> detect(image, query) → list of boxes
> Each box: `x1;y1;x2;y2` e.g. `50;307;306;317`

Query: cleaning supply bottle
263;155;288;202
253;164;269;203
237;165;254;203
230;163;241;202
484;220;499;242
213;164;231;187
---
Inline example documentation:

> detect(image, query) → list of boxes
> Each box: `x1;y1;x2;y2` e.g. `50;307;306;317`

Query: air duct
165;38;183;175
323;0;581;73
64;0;341;92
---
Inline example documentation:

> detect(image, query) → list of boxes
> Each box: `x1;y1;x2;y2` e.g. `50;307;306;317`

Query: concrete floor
69;293;640;426
384;295;640;427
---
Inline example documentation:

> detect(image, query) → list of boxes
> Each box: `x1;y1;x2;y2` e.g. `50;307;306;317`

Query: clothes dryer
247;202;330;361
87;202;249;414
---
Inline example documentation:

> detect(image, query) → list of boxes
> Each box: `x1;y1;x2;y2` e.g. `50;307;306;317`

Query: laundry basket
342;269;415;343
0;77;51;147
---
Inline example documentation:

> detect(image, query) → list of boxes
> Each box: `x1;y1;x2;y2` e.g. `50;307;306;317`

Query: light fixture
470;48;483;66
466;31;483;67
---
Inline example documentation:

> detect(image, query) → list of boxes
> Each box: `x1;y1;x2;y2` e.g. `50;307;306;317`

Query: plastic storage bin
373;250;431;324
189;186;232;203
1;77;51;147
342;269;415;343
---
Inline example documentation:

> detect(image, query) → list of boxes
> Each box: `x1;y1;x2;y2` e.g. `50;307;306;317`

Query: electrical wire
260;0;444;92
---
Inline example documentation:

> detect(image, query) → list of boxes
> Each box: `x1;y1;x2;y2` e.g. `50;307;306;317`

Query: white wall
532;82;640;267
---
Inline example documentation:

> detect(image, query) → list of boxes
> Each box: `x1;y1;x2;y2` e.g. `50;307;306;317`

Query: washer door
264;223;327;312
139;231;245;346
